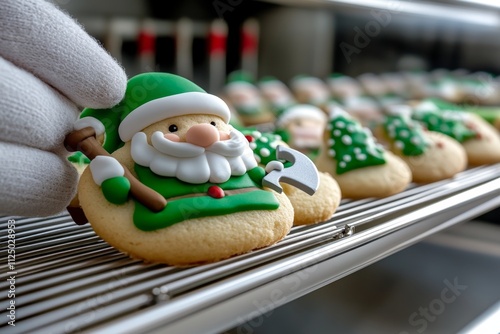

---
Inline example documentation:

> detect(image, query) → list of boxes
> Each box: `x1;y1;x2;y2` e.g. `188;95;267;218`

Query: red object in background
241;28;257;56
209;31;226;56
138;30;156;55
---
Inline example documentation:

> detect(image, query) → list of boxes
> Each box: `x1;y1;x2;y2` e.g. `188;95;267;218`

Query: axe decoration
262;145;320;196
64;127;167;225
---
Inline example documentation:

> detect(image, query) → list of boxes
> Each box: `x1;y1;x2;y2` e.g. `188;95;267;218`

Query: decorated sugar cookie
243;130;341;226
275;104;327;160
258;76;295;115
315;107;411;198
414;100;500;165
290;75;330;108
223;71;275;126
378;106;467;183
69;73;320;266
327;73;363;101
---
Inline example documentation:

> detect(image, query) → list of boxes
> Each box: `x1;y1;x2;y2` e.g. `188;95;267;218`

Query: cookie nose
185;123;220;147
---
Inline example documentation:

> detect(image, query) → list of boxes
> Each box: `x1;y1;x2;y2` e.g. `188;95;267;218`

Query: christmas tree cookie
70;73;322;266
243;130;341;226
316;107;411;198
377;106;467;183
414;100;500;165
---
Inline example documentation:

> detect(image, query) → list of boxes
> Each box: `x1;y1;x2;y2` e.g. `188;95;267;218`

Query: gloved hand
0;0;127;216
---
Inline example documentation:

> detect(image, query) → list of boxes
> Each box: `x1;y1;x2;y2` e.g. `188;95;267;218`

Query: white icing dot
341;135;352;145
363;128;373;136
259;136;269;143
395;140;404;149
328;149;336;157
410;137;420;145
440;125;450;132
346;124;356;133
260;148;271;157
335;121;345;128
249;142;257;150
429;117;438;125
270;141;279;149
252;131;262;139
343;155;351;162
354;147;361;154
328;138;335;145
254;154;261;163
275;134;282;141
333;129;341;137
357;153;367;161
399;129;410;138
339;161;347;168
326;124;333;130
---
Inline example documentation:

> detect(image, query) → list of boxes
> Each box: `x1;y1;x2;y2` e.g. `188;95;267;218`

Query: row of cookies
220;72;500;199
66;72;499;266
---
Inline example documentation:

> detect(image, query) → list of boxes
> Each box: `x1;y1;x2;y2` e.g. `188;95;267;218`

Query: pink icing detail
185;123;220;147
164;133;180;142
219;131;231;141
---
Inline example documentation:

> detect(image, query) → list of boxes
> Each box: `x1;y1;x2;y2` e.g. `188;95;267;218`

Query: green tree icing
327;112;386;174
412;109;477;143
241;130;292;167
383;115;430;156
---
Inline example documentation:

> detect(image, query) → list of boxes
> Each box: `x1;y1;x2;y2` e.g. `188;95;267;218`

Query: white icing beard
131;129;257;184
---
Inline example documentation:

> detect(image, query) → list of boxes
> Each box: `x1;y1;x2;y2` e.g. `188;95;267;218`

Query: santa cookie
316;107;411;199
243;130;341;226
378;106;467;183
275;104;327;160
290;75;330;108
223;71;275;126
258;76;295;115
71;73;321;266
413;101;500;165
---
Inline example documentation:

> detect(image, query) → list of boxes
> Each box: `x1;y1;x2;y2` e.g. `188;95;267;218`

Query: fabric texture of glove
0;0;127;216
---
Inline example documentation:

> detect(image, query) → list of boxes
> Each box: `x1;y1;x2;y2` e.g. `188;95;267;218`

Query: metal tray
1;164;499;334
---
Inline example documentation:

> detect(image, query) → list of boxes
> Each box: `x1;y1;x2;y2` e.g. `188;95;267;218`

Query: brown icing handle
65;127;167;214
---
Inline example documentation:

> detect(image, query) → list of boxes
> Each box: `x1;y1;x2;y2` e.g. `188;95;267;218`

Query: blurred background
52;1;500;333
53;0;500;91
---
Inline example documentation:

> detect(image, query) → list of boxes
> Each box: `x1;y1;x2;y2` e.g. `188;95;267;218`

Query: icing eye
210;121;216;126
168;124;178;132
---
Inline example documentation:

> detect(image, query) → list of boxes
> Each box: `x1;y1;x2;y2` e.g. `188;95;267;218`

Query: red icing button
436;141;444;148
245;135;254;142
208;185;225;199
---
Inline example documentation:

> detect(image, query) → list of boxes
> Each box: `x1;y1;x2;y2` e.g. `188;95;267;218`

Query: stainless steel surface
1;164;499;334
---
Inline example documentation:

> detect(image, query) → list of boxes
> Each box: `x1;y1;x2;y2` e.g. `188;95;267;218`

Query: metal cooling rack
1;164;499;334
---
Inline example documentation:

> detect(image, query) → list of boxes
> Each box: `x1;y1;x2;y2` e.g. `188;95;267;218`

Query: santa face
130;114;257;184
226;86;262;114
329;78;362;99
285;117;326;150
260;83;294;109
293;80;330;106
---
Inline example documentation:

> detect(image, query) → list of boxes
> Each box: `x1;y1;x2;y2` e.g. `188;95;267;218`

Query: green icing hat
74;73;231;153
227;70;255;84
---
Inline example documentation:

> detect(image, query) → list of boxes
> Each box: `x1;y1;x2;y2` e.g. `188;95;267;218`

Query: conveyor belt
1;164;499;334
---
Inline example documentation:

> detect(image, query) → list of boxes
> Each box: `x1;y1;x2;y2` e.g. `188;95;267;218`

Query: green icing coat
131;165;279;231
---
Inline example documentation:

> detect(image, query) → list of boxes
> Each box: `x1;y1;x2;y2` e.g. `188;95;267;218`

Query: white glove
0;0;127;216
